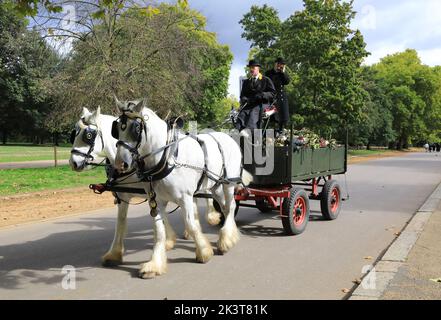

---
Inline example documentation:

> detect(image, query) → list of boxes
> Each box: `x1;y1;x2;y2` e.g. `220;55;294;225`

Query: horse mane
140;106;164;123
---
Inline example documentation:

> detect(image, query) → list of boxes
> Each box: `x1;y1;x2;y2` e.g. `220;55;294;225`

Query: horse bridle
70;119;104;167
111;113;146;158
112;113;187;181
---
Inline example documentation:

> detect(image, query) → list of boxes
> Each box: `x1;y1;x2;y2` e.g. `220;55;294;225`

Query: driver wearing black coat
236;59;276;131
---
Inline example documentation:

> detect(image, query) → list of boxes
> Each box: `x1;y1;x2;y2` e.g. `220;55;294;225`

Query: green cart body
235;131;348;235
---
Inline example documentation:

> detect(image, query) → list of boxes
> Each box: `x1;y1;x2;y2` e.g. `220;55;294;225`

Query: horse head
113;96;167;173
69;106;106;171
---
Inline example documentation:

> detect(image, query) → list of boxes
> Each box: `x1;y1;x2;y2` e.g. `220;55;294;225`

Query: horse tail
241;169;253;187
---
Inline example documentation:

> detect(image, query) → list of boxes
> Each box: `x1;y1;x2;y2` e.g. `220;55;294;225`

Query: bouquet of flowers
271;128;340;149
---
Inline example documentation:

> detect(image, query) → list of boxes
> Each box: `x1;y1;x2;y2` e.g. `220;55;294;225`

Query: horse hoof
183;230;193;240
102;259;123;267
165;239;176;251
217;231;240;254
139;271;157;279
196;247;214;264
102;251;123;267
206;212;222;226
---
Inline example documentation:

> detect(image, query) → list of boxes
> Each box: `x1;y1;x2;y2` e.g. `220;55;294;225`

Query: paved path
0;160;69;169
381;202;441;300
1;152;440;299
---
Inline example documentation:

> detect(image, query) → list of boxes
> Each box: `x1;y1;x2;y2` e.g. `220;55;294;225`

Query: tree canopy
240;1;441;149
0;4;60;143
0;0;233;143
240;0;369;138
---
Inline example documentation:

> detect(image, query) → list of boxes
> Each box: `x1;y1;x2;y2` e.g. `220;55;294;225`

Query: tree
240;0;369;140
0;4;60;144
3;0;63;17
348;66;395;148
35;1;232;131
239;4;282;69
372;49;439;149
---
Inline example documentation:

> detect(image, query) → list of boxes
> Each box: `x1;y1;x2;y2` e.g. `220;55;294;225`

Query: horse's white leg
139;201;168;279
217;185;240;254
181;196;213;263
206;198;222;226
183;200;203;240
102;200;128;266
163;210;177;251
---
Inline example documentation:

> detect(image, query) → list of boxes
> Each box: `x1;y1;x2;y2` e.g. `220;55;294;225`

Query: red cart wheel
320;180;342;220
282;188;310;235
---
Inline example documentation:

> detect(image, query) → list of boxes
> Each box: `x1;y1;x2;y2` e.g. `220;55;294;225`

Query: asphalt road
1;152;441;300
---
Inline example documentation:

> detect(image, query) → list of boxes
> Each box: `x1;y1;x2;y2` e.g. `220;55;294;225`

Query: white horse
113;99;251;279
69;107;222;267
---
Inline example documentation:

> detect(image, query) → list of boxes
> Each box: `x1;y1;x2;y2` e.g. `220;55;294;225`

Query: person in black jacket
265;57;290;134
237;59;276;132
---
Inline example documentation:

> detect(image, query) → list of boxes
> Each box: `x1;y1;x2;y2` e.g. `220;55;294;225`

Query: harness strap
70;149;94;160
138;134;189;162
138;124;179;182
188;133;238;193
206;133;228;191
116;140;138;154
70;127;105;165
192;135;209;192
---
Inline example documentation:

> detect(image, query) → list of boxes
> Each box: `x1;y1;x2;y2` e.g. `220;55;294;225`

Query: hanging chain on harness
148;179;158;217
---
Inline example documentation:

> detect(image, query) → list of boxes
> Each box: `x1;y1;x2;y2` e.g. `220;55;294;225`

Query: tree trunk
367;142;371;150
53;133;59;146
2;130;6;145
388;141;395;150
396;137;404;150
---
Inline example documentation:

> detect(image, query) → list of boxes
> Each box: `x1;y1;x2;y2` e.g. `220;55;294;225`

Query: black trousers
235;104;263;131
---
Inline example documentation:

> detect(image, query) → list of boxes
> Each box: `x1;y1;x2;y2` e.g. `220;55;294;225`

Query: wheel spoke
293;197;306;226
331;188;340;213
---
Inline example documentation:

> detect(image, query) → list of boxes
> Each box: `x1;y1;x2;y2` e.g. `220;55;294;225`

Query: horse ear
133;99;144;114
114;94;125;112
81;107;91;118
168;117;184;129
89;106;101;125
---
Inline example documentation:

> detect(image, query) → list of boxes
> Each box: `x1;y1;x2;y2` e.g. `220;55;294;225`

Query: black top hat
248;59;261;67
275;57;286;64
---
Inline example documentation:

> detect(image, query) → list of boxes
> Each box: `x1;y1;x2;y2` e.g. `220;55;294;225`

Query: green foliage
240;0;370;138
4;0;62;17
240;1;441;148
240;5;281;50
45;2;232;130
348;66;395;147
0;4;60;143
372;49;441;148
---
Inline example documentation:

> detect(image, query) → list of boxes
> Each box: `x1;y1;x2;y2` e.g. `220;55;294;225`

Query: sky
181;0;441;98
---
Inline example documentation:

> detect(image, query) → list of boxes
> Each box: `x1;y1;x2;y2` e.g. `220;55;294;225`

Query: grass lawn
348;149;389;157
0;165;107;196
0;145;71;163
